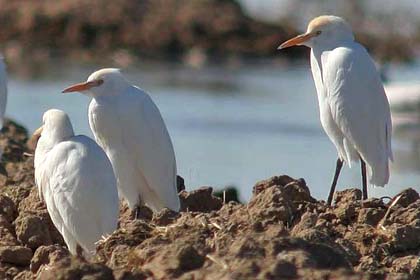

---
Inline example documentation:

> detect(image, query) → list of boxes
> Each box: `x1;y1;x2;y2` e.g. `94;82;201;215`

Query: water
7;62;420;201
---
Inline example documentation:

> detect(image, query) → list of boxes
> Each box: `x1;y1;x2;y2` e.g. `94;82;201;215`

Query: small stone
394;188;419;208
179;187;222;212
0;195;16;222
30;245;69;273
357;208;385;226
175;244;204;272
0;246;33;266
334;189;362;205
391;255;420;278
265;259;297;279
152;208;180;226
15;214;52;250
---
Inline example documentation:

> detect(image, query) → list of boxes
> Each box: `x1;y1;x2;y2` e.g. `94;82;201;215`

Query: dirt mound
0;119;419;279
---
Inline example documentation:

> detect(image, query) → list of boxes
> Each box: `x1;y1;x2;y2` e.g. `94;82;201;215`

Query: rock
37;256;114;280
30;245;69;274
108;245;133;270
0;120;29;162
13;270;32;280
333;201;357;224
15;214;53;249
357;207;385;226
282;179;316;203
0;246;33;266
355;255;381;273
362;198;385;209
271;237;351;270
253;175;295;195
17;187;46;214
0;217;19;246
114;269;153;280
0;195;16;223
387;200;420;226
386;225;420;253
174;244;204;272
248;185;295;227
262;259;297;279
179;187;222;212
293;228;333;245
291;212;317;234
0;263;24;280
391;255;420;278
334;189;362;205
96;220;153;258
394;188;419;208
152;208;180;226
233;237;265;259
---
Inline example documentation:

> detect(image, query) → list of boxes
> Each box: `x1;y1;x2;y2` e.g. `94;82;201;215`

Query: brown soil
0;120;419;279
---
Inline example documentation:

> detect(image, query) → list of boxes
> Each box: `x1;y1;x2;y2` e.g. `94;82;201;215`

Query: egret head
32;109;74;146
62;68;129;97
278;15;354;50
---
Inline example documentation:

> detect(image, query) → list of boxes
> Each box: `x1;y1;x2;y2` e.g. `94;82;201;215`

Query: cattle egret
62;69;180;214
33;109;119;256
278;15;393;205
0;56;7;128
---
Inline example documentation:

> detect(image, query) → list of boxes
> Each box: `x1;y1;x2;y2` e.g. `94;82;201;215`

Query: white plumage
33;109;119;256
279;15;393;204
0;56;8;128
62;69;180;213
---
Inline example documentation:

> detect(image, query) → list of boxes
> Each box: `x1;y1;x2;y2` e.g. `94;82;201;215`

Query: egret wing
41;137;118;253
118;87;179;211
323;44;392;185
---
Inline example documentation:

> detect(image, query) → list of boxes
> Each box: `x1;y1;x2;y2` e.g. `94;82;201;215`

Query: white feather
83;69;180;212
306;16;393;187
34;109;119;256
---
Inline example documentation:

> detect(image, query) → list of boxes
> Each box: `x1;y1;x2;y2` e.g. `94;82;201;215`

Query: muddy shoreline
0;120;419;279
0;0;414;76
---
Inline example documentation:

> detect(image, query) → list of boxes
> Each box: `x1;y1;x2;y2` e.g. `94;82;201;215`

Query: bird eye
316;30;322;36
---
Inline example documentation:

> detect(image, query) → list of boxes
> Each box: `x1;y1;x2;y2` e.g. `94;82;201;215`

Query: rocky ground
0;120;419;279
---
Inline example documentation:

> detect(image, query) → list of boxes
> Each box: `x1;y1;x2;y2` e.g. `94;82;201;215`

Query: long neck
310;49;325;99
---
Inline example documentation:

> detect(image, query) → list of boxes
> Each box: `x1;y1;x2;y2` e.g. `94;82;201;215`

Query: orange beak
62;79;103;93
278;32;315;50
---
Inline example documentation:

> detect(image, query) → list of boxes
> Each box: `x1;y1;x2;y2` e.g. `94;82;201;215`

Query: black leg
361;158;368;200
327;158;344;206
135;206;140;220
76;244;86;261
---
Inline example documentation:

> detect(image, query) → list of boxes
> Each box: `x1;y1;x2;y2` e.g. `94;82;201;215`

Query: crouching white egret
33;109;119;256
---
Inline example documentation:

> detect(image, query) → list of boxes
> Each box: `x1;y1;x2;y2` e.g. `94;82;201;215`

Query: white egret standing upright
0;55;7;128
33;109;119;256
62;69;180;214
278;15;393;205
